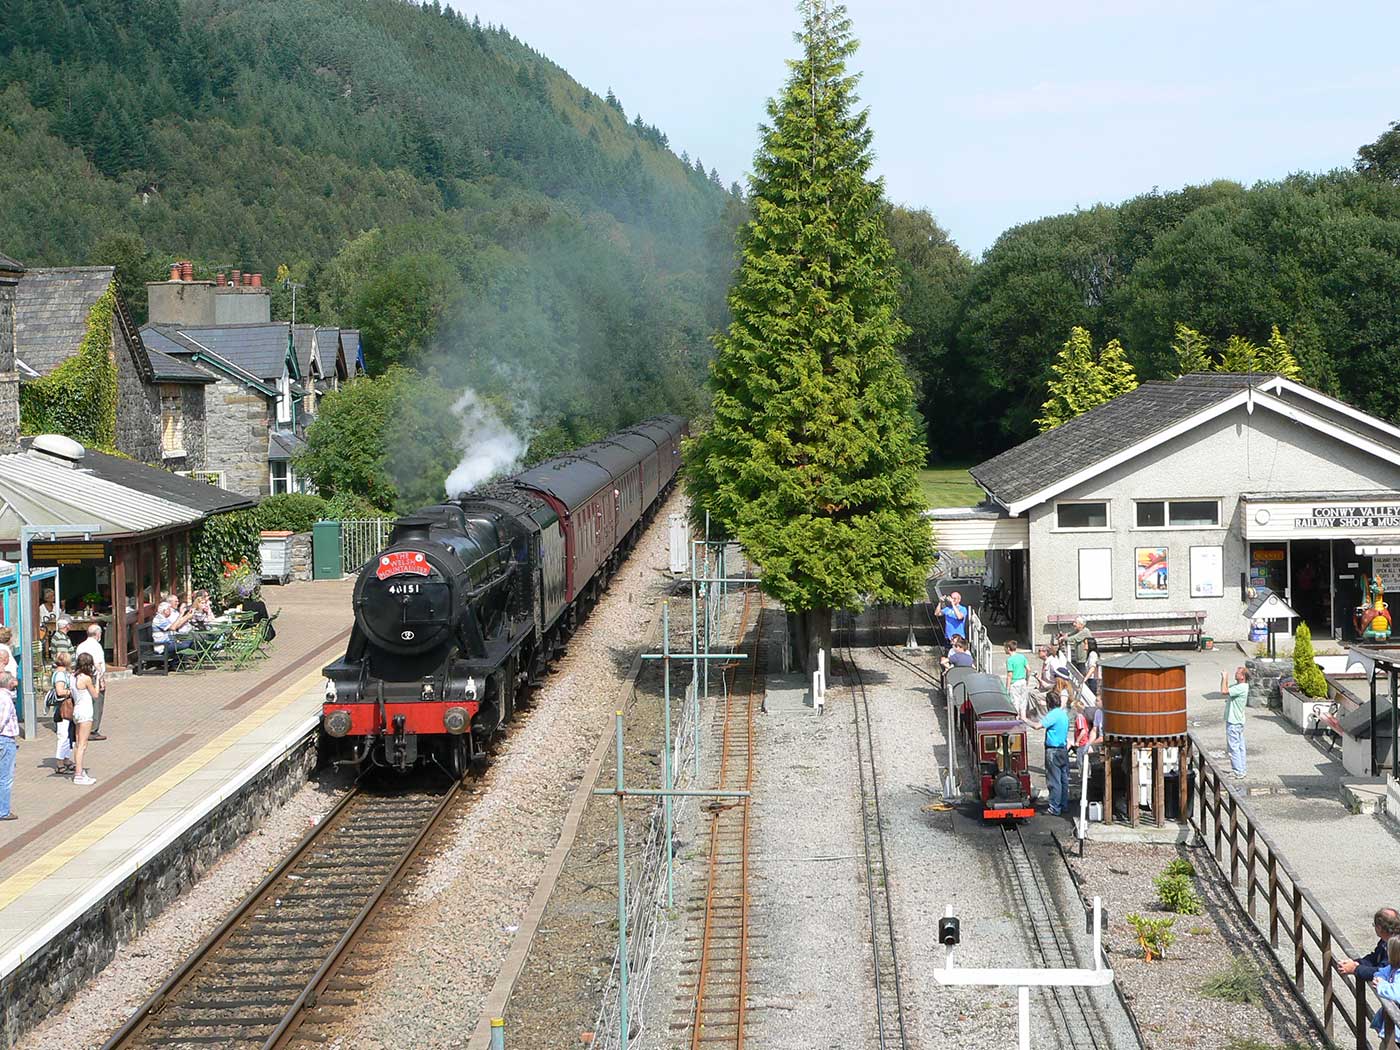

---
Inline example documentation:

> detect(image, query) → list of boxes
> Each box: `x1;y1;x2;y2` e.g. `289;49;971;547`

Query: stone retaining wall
290;531;312;582
0;732;319;1049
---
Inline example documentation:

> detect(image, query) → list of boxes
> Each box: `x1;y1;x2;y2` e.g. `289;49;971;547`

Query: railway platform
979;635;1400;945
0;577;354;1047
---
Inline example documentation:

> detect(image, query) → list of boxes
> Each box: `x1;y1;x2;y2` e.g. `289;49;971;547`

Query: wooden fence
1187;732;1399;1049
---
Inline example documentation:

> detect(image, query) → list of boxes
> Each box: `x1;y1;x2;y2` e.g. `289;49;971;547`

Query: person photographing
939;591;968;647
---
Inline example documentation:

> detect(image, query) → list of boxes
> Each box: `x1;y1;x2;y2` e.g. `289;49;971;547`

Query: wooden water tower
1099;652;1191;827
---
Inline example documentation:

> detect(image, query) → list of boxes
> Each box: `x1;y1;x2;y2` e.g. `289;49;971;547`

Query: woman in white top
1084;638;1102;698
71;652;98;785
51;652;74;774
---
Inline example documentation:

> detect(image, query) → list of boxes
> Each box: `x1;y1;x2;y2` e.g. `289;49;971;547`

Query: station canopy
923;505;1028;552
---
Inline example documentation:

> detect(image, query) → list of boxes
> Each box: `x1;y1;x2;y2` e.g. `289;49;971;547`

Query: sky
453;1;1400;256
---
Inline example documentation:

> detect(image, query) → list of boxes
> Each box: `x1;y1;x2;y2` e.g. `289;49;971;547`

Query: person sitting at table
190;591;214;629
152;601;195;657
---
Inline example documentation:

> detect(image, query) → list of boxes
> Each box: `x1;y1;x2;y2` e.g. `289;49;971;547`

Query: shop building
938;373;1400;644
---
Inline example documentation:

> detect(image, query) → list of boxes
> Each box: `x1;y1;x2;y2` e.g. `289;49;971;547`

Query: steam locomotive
320;416;688;776
948;667;1035;820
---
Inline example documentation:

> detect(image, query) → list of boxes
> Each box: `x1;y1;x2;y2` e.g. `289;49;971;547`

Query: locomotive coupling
938;915;961;947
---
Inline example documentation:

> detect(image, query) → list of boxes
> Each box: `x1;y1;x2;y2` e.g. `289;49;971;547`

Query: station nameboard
27;539;112;567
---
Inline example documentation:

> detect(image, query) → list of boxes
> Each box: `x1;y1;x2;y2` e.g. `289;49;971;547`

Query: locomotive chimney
389;516;434;545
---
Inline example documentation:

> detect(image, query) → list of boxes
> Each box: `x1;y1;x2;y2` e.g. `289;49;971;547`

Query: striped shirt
0;689;16;738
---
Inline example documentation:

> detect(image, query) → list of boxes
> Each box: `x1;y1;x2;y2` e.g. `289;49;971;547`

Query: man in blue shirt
940;591;968;646
1033;694;1071;816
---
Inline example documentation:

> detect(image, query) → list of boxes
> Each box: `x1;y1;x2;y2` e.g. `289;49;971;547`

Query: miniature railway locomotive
320;416;687;776
949;668;1035;820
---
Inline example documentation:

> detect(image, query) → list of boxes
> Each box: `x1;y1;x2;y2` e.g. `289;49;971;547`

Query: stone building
931;373;1400;644
0;252;21;454
11;265;211;470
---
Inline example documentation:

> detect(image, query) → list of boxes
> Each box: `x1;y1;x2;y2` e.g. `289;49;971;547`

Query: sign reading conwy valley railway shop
1244;497;1400;540
27;539;112;567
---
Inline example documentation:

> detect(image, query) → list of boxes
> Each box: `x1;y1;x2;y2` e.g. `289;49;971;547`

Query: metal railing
1187;733;1400;1049
339;518;392;574
968;607;993;673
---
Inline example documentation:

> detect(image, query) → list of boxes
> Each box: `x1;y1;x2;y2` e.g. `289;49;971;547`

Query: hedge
191;508;262;595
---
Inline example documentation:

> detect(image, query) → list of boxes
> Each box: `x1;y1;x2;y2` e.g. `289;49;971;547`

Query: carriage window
1009;736;1023;753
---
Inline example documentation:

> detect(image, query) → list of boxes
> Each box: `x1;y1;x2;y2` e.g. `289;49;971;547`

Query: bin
259;531;294;584
311;520;343;580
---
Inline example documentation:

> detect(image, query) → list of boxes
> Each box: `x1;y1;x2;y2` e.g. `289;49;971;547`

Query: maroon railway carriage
953;670;1035;820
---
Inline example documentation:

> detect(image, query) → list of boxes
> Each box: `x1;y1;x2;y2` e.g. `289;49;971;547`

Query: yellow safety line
0;667;326;913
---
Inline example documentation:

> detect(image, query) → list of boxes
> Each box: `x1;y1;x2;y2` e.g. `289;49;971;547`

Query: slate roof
267;430;306;462
142;322;290;386
316;327;341;376
971;373;1273;507
292;324;315;378
14;267;118;375
0;251;24;273
148;349;215;384
341;329;364;371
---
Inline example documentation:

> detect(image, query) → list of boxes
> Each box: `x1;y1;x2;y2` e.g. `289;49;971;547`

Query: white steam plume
444;388;529;497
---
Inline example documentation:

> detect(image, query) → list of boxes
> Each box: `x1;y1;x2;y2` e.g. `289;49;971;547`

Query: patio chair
253;611;280;659
134;623;173;675
223;621;268;671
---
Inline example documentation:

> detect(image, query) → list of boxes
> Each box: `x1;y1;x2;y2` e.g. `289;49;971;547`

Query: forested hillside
0;0;741;456
895;146;1400;460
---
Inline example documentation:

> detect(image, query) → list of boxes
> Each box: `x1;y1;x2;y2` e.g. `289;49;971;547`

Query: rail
1187;733;1400;1050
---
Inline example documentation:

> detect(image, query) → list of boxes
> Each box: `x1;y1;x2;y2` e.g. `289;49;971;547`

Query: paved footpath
0;578;354;883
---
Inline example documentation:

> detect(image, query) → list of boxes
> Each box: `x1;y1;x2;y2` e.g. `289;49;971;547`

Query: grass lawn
918;465;984;509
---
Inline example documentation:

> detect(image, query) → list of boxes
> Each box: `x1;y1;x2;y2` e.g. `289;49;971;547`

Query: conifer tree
1036;327;1138;431
1261;324;1303;380
1218;334;1261;373
1171;323;1213;376
684;0;932;671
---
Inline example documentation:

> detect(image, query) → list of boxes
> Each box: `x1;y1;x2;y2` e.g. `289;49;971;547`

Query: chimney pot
251;272;262;287
169;264;181;282
217;272;226;286
232;269;242;285
180;261;194;281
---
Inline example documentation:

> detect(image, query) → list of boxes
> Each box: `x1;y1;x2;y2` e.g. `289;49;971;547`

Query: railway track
687;582;763;1049
103;782;460;1050
1001;824;1110;1050
845;646;911;1050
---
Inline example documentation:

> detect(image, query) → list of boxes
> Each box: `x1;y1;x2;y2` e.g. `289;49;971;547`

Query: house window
270;461;292;495
160;385;185;457
1135;499;1221;529
1056;501;1109;530
276;375;292;427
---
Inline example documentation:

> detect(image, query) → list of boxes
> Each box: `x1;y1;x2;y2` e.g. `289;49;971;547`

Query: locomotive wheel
448;736;470;780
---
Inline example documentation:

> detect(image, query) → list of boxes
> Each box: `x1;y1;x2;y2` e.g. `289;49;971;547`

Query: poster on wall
1136;547;1169;598
1190;545;1224;598
1374;554;1400;587
1079;548;1112;601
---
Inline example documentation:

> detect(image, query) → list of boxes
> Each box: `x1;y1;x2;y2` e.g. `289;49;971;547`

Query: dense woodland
5;0;1400;490
0;0;741;497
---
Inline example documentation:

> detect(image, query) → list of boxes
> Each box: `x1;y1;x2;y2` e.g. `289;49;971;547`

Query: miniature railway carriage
321;416;687;776
952;671;1035;820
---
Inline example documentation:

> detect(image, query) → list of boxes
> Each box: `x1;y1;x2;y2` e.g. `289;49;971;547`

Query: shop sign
27;539;112;567
1291;504;1400;529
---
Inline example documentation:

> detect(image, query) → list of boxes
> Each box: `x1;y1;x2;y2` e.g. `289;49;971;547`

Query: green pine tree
683;0;933;672
1098;337;1139;399
1037;327;1137;430
1261;324;1303;380
1171;323;1213;376
1218;334;1261;373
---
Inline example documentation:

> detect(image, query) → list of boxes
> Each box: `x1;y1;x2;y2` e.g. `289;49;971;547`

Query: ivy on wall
19;285;118;447
190;508;263;596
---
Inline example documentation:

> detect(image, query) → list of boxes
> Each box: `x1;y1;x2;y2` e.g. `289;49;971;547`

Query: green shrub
324;490;394;521
1154;872;1203;915
1292;622;1329;698
1201;958;1264;1004
191;508;262;596
1162;857;1197;878
256;493;329;534
1126;913;1176;960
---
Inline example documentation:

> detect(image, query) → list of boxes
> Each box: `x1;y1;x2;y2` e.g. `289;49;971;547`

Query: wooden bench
1047;610;1206;651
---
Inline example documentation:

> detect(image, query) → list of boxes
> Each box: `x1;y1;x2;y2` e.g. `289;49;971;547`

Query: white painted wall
1025;406;1400;642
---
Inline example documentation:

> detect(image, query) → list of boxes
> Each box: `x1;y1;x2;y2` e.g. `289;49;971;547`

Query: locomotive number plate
387;583;421;595
376;551;431;579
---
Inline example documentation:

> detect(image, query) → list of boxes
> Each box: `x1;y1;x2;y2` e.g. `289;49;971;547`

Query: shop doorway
1290;539;1332;637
